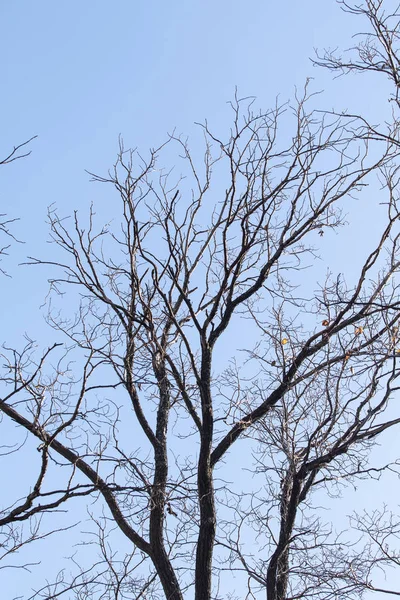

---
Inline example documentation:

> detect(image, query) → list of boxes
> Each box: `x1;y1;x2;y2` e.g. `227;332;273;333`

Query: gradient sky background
0;1;398;598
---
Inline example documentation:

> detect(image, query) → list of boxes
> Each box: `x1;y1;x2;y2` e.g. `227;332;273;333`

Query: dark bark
0;396;152;556
195;347;216;600
266;471;302;600
150;355;184;600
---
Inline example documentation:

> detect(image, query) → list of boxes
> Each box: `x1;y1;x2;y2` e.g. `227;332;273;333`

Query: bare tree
3;3;400;600
314;0;400;145
0;137;36;274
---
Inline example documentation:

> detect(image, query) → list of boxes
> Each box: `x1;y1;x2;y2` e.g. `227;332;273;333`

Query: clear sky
0;1;397;598
0;0;381;341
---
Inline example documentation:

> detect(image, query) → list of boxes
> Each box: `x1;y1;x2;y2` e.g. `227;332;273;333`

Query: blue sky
0;1;397;598
0;0;381;343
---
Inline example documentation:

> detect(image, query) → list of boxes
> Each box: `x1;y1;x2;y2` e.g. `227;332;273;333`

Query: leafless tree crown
3;3;400;600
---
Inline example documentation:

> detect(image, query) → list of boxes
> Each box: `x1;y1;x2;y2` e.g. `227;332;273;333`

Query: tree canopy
2;2;400;599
